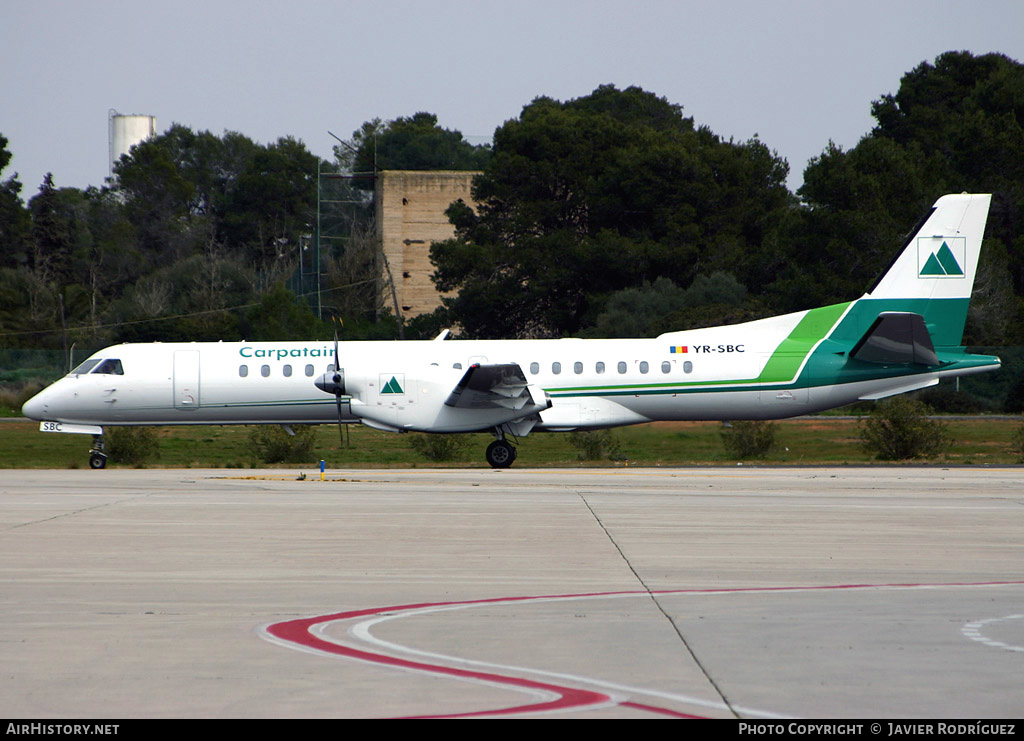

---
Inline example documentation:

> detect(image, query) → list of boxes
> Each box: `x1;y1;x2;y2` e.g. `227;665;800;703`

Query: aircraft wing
444;363;549;411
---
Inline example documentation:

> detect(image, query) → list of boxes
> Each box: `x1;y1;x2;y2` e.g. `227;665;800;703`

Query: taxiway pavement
1;467;1021;718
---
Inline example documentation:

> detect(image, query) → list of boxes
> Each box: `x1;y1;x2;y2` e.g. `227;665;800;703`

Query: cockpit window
68;359;101;376
92;359;124;375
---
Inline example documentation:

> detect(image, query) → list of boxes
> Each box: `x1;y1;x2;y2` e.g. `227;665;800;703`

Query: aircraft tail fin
859;193;991;347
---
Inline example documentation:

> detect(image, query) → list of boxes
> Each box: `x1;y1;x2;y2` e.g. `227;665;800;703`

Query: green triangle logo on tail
381;375;404;394
919;239;965;277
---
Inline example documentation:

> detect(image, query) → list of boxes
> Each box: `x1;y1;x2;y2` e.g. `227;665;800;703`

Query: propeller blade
333;317;344;446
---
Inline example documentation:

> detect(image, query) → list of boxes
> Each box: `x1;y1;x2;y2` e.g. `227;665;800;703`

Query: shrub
106;427;161;465
408;433;470;461
859;397;951;460
567;429;622;461
1012;420;1024;463
720;420;776;459
0;381;45;415
249;425;317;463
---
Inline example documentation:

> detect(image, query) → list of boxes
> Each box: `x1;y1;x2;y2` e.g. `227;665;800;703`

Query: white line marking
961;614;1024;652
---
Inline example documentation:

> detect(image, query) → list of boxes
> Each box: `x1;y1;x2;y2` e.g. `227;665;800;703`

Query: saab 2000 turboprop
23;193;1000;468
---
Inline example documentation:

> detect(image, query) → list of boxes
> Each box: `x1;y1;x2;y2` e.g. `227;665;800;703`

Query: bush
249;425;317;463
1012;420;1024;463
408;433;470;461
0;381;45;415
860;397;951;460
106;427;161;465
720;420;776;459
567;429;622;461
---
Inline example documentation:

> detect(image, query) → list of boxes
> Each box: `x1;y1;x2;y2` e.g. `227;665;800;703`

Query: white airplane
23;193;1000;469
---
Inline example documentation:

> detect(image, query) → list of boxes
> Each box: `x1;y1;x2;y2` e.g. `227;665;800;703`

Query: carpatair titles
239;345;334;360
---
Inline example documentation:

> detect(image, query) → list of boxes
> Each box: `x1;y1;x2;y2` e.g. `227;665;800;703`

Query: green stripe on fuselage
754;302;850;383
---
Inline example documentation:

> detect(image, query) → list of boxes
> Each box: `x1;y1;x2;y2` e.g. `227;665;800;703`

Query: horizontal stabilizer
859;377;939;401
850;312;939;366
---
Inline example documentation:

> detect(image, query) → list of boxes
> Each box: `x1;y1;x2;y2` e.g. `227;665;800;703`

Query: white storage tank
109;111;157;175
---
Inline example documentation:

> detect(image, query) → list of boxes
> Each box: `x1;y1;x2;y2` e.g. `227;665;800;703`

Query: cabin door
173;350;201;411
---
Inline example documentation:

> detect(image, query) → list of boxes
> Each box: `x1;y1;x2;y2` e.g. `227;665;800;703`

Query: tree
0;134;31;271
430;85;790;338
219;136;318;279
112;126;318;280
343;112;490;180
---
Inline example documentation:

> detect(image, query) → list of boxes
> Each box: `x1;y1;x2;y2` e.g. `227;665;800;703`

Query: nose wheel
485;439;516;468
89;433;107;469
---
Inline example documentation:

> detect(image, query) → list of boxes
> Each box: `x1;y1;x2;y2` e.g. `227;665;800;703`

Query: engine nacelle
314;368;345;396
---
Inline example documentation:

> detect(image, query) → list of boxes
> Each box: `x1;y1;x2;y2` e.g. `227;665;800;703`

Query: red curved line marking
266;582;1024;719
266;591;687;718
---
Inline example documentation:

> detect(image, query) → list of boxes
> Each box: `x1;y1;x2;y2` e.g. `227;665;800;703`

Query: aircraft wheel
89;452;107;470
485;440;515;469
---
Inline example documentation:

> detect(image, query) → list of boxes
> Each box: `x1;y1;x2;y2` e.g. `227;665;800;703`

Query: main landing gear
89;433;107;469
485;428;518;469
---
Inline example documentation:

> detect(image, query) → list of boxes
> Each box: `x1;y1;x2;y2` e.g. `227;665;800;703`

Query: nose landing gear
89;433;107;469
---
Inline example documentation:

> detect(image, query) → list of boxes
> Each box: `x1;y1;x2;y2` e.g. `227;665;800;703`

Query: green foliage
112;124;318;301
248;425;318;464
567;429;622;461
0;134;32;272
582;272;752;337
431;85;790;338
859;397;951;460
913;385;985;414
344;112;490;181
106;427;161;465
0;380;44;415
1012;420;1024;464
242;283;327;341
720;421;777;459
408;433;471;461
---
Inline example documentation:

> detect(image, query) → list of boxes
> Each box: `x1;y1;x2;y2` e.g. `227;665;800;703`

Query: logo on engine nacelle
380;374;405;395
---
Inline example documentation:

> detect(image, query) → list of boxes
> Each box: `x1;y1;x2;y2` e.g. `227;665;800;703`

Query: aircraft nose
21;390;47;420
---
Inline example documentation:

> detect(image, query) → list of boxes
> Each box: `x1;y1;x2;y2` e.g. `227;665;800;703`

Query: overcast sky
3;0;1022;199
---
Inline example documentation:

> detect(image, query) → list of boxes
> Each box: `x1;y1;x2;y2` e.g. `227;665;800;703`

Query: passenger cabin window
596;361;605;374
453;362;463;370
552;361;561;375
684;361;693;373
574;361;583;375
617;361;627;374
529;362;539;375
239;365;248;378
639;361;649;374
283;364;292;377
305;364;314;377
69;359;101;376
661;361;671;374
261;365;270;377
93;359;123;375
